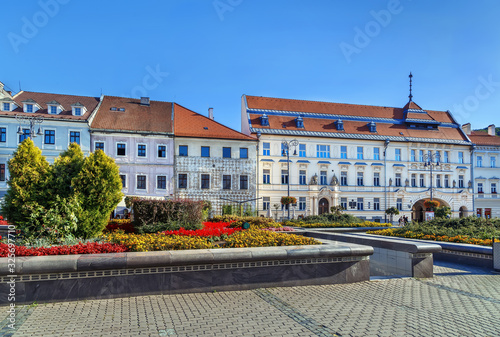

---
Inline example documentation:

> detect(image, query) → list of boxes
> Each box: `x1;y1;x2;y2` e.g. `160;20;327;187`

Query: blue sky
2;0;500;132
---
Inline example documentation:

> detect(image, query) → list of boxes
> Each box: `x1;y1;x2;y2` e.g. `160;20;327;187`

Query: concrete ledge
302;231;441;278
0;243;373;305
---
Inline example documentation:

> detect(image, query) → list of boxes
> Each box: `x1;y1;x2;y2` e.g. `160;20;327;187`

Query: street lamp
16;114;44;140
423;152;440;201
281;138;298;220
383;138;390;223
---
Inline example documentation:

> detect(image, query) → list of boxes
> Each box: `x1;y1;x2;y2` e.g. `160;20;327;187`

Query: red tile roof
469;131;500;146
174;103;256;141
245;95;466;142
91;96;173;133
8;91;100;120
246;96;455;124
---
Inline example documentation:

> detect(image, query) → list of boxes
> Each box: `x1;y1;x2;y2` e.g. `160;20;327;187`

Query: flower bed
105;219;135;233
224;229;320;248
367;228;500;246
286;221;391;228
0;242;128;257
163;221;241;237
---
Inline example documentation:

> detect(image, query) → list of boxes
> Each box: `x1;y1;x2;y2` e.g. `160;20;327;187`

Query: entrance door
319;198;329;215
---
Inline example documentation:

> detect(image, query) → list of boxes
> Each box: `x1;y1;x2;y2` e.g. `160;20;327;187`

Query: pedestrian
403;215;408;225
398;216;403;227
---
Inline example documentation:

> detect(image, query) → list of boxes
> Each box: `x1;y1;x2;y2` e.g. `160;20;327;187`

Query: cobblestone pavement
1;261;499;337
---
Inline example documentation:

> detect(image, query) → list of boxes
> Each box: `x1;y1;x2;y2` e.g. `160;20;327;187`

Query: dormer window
71;102;87;116
260;114;269;126
46;100;63;115
336;119;344;131
368;121;377;133
22;99;40;113
50;106;57;114
2;102;10;111
296;116;304;128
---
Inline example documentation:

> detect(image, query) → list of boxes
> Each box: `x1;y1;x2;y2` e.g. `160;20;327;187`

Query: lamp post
423;152;440;201
383;139;390;223
281;138;298;220
16;114;44;140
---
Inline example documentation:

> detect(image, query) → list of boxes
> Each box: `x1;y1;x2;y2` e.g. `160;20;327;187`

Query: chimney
208;107;214;120
140;97;150;106
488;124;496;136
462;123;471;135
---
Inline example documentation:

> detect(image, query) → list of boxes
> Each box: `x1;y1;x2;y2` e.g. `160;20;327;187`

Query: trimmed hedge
129;198;203;230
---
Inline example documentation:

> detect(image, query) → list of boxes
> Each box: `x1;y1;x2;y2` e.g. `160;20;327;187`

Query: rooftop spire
408;72;413;101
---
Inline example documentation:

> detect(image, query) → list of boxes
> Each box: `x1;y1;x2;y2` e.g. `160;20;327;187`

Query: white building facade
242;94;474;222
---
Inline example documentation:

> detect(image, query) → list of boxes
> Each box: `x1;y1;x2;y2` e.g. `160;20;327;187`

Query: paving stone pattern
1;261;499;337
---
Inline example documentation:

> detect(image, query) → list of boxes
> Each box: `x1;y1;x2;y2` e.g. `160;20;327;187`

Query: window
240;175;248;189
157;176;166;189
477;156;482;167
263;169;270;184
117;143;126;156
138;144;146;157
357;172;364;186
419;150;424;162
137;175;146;189
492;183;497;194
420;174;425;187
459;175;464;188
49;106;57;114
120;174;126;188
263;143;270;156
158;145;166;158
26;104;33;113
263;197;270;210
374;198;380;211
444;151;449;163
179;145;188;156
201;146;210;157
340;171;347;186
201;174;210;189
95;142;104;152
478;183;483;193
299;170;307;185
445;175;450;188
0;164;5;181
410;150;416;162
70;131;80;145
396;198;402;211
281;170;288;184
223;175;231;189
281;143;287;157
317;145;330;158
19;128;29;143
357;198;364;210
357;147;363;159
395;173;401;187
223;147;231;158
320;171;327;185
491;157;496;168
373;147;380;160
459;152;464;164
178;174;187;188
411;174;416;187
436;174;441;188
341;198;347;210
240;148;248;159
44;130;55;144
395;149;401;161
340;146;347;159
74;107;82;116
0;128;5;142
299;144;306;157
2;103;9;111
299;197;306;211
436;151;441;163
373;172;380;186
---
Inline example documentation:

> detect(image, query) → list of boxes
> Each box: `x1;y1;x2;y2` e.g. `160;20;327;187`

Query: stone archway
318;198;329;215
411;198;450;222
459;206;467;218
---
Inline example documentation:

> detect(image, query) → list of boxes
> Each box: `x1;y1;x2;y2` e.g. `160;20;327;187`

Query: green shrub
286;213;362;225
229;217;282;229
137;222;185;234
131;198;203;230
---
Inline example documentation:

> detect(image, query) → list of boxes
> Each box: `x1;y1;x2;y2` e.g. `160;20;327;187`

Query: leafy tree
434;206;451;218
50;143;85;199
385;207;400;223
2;139;50;233
72;149;123;238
